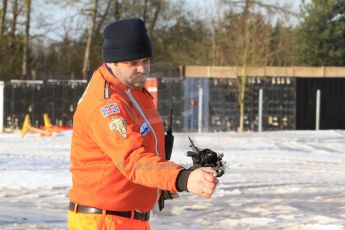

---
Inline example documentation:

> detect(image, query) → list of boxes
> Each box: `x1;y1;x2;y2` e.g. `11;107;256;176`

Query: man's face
108;58;150;89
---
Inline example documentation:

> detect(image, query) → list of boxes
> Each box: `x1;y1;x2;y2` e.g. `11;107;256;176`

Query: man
68;18;218;230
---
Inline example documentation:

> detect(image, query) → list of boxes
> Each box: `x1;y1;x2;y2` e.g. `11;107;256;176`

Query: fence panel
4;80;87;130
3;78;297;132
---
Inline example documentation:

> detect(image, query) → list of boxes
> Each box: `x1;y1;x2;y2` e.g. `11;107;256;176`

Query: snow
0;130;345;229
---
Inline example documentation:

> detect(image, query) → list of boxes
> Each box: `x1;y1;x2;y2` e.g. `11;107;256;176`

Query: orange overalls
68;64;183;229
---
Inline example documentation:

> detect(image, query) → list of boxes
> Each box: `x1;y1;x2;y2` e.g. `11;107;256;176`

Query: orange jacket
69;64;183;212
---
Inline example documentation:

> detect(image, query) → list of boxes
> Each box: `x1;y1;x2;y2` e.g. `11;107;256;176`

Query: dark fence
4;77;297;132
204;77;296;132
157;77;296;132
296;78;345;130
4;80;87;130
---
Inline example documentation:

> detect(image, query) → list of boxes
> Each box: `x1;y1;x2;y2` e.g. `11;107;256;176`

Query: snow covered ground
0;130;345;230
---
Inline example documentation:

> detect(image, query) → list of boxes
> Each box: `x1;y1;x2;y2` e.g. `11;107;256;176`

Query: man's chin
131;81;146;89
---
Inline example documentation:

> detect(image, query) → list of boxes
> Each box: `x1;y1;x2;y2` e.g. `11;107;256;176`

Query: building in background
2;66;345;132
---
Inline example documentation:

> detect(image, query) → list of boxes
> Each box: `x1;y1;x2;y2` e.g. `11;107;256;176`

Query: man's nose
136;64;146;73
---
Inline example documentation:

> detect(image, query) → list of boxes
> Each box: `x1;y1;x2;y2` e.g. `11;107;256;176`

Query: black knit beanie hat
102;18;152;62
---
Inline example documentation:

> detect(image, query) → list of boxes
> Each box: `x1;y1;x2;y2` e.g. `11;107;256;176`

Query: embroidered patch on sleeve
101;103;120;117
140;121;151;136
109;116;128;138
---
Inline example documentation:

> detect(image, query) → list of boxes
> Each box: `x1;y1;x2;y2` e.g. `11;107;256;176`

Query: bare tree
143;0;148;22
148;0;161;39
113;0;121;20
116;0;164;38
22;0;31;79
82;0;116;79
237;0;251;132
0;0;8;40
94;0;112;39
82;0;98;80
215;0;295;132
10;0;18;44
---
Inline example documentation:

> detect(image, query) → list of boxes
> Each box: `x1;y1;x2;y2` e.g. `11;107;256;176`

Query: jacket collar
98;63;130;91
99;63;149;95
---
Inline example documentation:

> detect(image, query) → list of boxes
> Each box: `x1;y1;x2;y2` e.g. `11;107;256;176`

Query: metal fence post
316;89;321;130
0;81;4;132
198;86;203;133
258;89;263;132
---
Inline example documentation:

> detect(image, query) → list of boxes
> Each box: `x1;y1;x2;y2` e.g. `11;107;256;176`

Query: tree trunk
0;0;8;40
94;0;111;39
113;0;121;20
149;0;161;39
82;0;98;80
237;0;251;132
238;65;247;132
143;0;148;22
22;0;31;79
10;0;18;45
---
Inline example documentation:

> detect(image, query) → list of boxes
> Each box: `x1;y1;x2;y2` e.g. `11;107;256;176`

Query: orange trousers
68;210;151;230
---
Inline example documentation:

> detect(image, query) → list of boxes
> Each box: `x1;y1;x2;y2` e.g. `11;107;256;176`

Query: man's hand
187;167;219;198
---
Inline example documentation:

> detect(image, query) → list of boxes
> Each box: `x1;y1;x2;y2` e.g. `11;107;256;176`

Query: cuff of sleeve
176;169;192;192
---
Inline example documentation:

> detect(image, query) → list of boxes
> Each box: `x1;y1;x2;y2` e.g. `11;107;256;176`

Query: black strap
69;201;150;221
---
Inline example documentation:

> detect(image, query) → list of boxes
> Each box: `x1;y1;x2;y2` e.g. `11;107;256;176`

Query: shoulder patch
101;103;120;117
109;116;128;138
140;121;151;136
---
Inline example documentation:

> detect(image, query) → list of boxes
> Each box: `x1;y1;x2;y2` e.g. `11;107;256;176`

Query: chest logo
109;116;127;138
140;121;151;136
